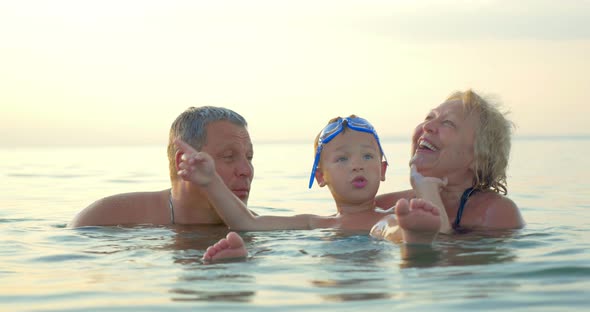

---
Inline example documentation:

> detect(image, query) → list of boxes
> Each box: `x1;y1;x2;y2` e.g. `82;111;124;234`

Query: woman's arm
375;190;414;209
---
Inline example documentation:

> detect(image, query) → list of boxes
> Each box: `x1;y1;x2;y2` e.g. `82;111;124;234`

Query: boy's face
316;130;387;204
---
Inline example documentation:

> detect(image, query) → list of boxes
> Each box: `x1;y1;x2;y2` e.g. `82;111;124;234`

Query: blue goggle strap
308;145;323;188
346;123;388;165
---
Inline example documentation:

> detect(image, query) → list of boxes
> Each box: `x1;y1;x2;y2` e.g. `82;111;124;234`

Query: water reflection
320;291;394;302
72;224;258;303
311;278;395;302
168;226;258;303
170;276;256;303
401;230;521;269
70;224;524;305
169;288;255;302
300;229;520;270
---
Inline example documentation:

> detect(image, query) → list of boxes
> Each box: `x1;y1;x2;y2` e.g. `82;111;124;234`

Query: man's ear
315;168;327;187
380;161;388;181
175;150;184;172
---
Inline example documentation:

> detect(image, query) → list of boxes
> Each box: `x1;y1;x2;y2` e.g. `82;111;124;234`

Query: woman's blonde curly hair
447;90;515;195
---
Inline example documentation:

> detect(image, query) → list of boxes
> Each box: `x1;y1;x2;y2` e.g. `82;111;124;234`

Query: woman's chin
410;160;438;177
409;156;425;168
411;155;439;170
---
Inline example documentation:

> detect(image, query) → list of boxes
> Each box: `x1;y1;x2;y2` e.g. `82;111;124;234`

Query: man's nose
235;158;253;177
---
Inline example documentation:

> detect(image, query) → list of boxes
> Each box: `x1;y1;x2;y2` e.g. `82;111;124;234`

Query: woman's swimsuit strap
453;187;478;229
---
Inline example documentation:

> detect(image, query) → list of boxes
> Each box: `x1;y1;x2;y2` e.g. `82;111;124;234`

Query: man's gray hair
167;106;248;181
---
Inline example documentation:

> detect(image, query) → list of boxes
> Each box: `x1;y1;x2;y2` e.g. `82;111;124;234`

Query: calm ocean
1;137;589;311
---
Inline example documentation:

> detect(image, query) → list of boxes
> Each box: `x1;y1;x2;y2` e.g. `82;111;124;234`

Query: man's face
201;121;254;204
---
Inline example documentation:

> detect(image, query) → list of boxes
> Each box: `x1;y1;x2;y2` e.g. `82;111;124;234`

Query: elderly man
69;106;254;227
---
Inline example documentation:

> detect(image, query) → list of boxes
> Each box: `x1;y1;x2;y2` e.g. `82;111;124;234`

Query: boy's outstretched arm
174;139;314;231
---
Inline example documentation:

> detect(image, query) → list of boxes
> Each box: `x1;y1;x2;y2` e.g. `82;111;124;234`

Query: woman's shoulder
475;191;525;229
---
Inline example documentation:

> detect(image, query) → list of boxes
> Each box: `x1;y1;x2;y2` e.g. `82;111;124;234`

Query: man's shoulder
94;191;165;207
69;190;169;227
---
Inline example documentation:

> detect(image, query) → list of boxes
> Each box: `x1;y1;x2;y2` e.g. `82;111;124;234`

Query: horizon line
1;134;590;149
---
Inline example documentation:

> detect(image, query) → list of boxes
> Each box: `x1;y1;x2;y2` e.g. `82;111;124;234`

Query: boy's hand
410;164;447;194
174;138;216;187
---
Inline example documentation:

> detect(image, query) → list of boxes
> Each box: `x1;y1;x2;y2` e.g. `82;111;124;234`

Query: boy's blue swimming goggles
308;117;388;188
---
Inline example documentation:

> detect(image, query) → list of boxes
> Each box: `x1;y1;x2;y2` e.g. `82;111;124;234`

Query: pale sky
2;0;589;147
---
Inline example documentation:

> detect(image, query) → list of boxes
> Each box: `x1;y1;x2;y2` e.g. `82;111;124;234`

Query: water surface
1;138;589;311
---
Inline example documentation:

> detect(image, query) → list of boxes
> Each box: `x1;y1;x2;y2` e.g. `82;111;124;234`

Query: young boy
175;115;443;262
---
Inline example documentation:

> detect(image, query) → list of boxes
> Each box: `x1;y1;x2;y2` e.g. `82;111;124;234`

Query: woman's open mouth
418;139;438;152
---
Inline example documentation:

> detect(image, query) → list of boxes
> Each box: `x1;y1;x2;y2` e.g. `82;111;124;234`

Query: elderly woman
375;89;525;234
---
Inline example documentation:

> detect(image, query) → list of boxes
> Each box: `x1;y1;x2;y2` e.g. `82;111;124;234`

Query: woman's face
410;99;478;179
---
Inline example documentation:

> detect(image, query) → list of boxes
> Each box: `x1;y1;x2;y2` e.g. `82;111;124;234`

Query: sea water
1;137;589;311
